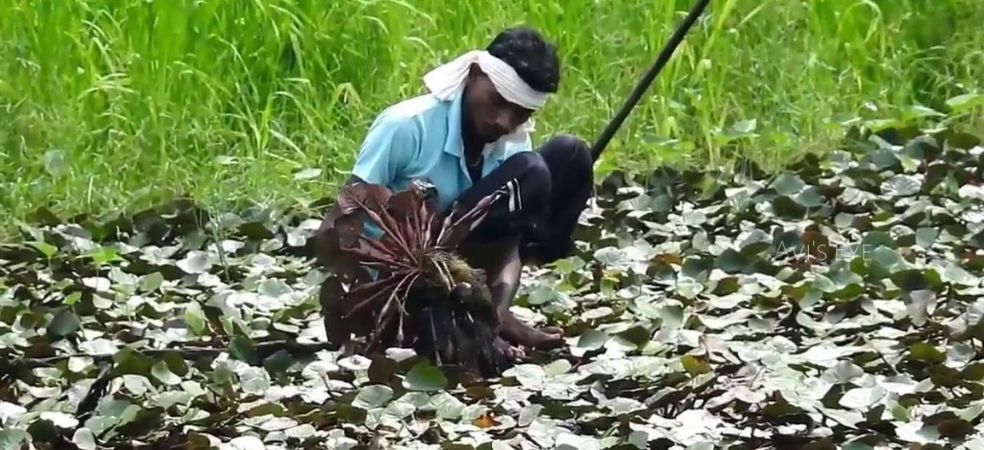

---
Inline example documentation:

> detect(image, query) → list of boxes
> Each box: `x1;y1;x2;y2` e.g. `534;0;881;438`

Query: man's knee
544;133;589;153
501;151;551;195
506;150;549;175
540;134;592;175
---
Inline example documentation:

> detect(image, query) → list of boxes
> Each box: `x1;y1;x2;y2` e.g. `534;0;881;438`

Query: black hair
485;27;561;93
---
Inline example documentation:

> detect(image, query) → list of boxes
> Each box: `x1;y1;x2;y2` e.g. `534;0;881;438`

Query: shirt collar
441;88;516;165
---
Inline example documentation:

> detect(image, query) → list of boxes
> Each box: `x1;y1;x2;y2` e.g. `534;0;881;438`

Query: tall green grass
1;0;982;226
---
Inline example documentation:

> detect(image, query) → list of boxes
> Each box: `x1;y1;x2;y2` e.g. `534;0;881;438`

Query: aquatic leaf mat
2;126;984;449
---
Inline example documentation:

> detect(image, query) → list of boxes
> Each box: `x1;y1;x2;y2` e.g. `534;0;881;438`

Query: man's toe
541;326;564;336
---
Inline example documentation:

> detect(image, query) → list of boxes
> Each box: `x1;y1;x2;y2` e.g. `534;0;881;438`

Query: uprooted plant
316;179;509;377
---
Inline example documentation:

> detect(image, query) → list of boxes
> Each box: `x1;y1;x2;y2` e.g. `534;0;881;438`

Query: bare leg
460;237;564;359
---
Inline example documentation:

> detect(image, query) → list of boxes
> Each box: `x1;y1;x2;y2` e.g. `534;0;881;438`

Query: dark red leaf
342;272;411;319
337;182;392;214
360;204;417;262
437;192;501;248
346;244;414;271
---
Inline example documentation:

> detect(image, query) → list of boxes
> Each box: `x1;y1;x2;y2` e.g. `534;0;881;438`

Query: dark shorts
454;134;593;264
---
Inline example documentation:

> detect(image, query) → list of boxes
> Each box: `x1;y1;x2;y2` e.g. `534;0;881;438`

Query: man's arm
348;113;420;187
315;114;420;265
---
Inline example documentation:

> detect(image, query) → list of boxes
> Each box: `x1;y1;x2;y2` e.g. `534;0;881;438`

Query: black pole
590;0;712;162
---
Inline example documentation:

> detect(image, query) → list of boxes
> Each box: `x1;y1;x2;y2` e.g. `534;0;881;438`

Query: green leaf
0;429;30;449
240;367;271;394
949;132;982;150
681;355;711;376
772;173;806;196
63;291;82;306
229;336;260;365
293;168;322;180
946;93;984;112
72;428;97;450
906;290;937;326
543;359;572;376
916;228;938;248
184;302;206;336
85;246;123;266
151;361;182;386
733;118;758;134
263;350;294;377
941;263;978;286
428;392;466;420
961;363;984;381
404;361;447;392
881;174;922;196
870;246;906;272
909;342;946;364
839;386;887;410
715;249;752;273
353;385;394;409
891;269;939;292
903;104;944;120
507;364;546;389
114;348;154;376
794;187;826;207
42;149;68;177
26;241;57;258
47;309;81;338
140;272;165;292
576;329;610;350
177;251;211;274
861;231;896;249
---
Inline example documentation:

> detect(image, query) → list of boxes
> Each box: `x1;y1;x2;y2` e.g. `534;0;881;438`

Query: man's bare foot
500;312;564;350
493;337;526;361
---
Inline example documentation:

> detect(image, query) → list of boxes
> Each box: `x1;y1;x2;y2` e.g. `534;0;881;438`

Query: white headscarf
422;50;551;145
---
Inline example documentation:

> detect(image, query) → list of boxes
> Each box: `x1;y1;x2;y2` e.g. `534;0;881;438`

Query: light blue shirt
350;87;532;214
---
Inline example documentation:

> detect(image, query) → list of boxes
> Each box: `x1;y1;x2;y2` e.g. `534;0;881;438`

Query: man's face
463;65;535;144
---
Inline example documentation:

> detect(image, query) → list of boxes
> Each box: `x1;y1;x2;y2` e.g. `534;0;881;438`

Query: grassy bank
1;0;982;227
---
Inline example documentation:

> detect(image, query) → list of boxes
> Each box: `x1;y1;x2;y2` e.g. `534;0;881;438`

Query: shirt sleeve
350;113;420;186
500;131;533;159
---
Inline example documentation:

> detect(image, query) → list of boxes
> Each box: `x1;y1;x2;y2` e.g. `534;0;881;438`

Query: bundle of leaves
317;180;509;377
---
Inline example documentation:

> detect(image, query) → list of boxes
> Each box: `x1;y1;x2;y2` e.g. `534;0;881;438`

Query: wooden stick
590;0;712;162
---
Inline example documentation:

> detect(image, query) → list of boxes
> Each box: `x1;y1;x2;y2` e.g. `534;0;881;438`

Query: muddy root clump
316;180;510;377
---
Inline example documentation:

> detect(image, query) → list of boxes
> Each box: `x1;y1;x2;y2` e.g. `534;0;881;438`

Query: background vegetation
1;0;982;227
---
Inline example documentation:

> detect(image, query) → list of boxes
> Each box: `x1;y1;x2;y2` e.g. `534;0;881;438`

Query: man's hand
460;236;565;358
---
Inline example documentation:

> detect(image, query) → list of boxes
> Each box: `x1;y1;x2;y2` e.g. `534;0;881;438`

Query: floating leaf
140;272;165;292
839;386;887;410
40;411;79;428
404;361;447;392
47;309;81;338
576;329;610;350
151;361;182;386
353;385;394;409
177;251;211;274
72;428;97;450
184;302;206;335
909;342;946;363
881;174;921;196
2;125;984;449
906;290;937;326
681;355;711;376
507;364;546;390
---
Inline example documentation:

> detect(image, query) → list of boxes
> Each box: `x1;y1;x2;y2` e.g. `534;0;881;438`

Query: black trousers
455;134;593;264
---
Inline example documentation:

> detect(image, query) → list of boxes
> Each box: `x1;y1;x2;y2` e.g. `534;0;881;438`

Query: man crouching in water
317;27;593;361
